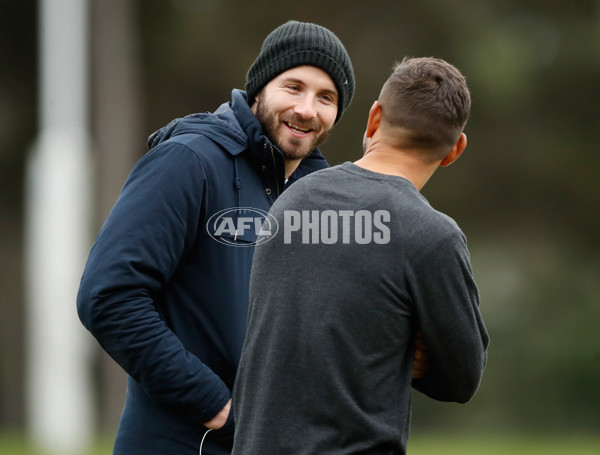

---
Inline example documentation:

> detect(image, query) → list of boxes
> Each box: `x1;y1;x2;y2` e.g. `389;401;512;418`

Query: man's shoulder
143;132;225;164
405;204;466;261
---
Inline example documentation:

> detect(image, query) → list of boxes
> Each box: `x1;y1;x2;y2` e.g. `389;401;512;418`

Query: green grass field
0;434;112;455
409;434;600;455
1;433;598;454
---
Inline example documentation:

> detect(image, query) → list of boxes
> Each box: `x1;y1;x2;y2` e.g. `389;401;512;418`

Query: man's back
232;163;487;455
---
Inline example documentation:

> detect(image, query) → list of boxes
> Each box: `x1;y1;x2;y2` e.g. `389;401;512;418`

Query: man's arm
412;331;428;379
77;143;231;425
410;231;489;403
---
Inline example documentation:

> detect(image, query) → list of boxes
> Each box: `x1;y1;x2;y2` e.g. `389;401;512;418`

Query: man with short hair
232;57;489;455
76;21;354;455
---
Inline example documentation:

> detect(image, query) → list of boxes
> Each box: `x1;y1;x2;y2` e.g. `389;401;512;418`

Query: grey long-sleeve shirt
232;162;489;455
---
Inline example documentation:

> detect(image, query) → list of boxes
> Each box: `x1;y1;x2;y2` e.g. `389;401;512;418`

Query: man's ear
365;101;382;139
440;133;467;167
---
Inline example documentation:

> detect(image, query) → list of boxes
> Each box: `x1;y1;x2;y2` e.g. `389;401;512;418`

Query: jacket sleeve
410;231;489;403
76;142;231;425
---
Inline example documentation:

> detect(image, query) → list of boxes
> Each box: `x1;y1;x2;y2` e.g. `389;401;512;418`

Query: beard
255;97;333;161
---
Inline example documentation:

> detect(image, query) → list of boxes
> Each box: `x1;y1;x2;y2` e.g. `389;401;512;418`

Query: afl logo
207;207;278;247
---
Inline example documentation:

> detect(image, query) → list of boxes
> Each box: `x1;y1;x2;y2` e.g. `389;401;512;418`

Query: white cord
199;428;213;455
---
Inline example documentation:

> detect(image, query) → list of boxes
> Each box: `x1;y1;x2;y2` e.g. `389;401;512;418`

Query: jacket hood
146;90;328;185
147;95;249;156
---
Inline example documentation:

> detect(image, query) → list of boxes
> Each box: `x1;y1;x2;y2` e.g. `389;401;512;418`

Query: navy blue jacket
76;90;328;454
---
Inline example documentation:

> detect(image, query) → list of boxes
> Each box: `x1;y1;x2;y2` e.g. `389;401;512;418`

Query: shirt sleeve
410;230;489;403
76;142;231;424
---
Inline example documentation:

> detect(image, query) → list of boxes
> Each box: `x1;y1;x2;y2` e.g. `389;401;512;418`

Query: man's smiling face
252;65;338;161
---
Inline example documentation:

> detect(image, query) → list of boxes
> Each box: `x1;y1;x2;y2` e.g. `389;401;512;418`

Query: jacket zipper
268;144;281;197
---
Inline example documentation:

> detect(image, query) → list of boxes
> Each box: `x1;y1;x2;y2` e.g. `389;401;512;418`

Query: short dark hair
378;57;471;160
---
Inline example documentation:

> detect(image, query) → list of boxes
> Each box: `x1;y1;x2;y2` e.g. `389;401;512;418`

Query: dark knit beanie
245;20;355;124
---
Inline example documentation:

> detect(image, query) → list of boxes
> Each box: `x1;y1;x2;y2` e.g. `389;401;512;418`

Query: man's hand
203;399;231;430
412;331;428;379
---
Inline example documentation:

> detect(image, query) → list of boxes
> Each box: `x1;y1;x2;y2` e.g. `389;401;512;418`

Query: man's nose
293;95;317;119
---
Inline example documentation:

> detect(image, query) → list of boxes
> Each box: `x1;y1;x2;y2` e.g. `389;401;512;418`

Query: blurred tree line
0;0;598;438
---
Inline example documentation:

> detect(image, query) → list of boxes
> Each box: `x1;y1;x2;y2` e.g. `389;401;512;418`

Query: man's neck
354;145;438;191
284;158;302;179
